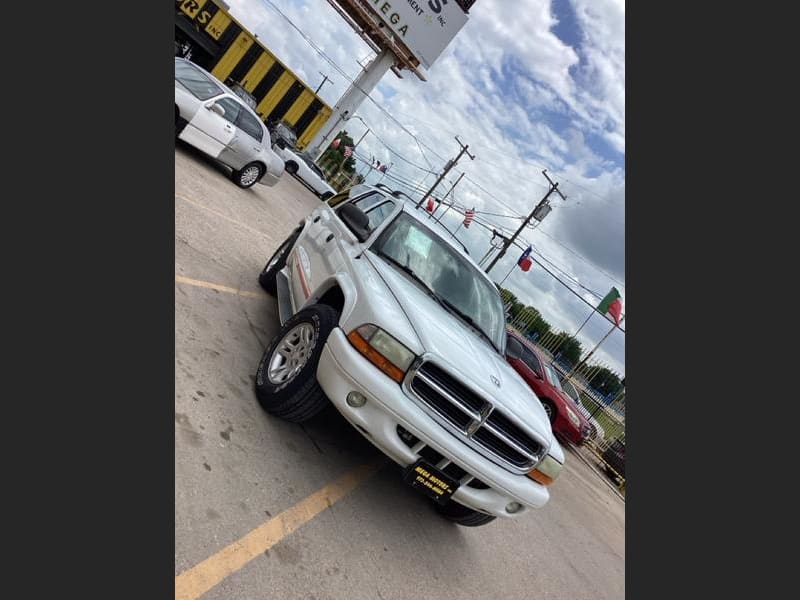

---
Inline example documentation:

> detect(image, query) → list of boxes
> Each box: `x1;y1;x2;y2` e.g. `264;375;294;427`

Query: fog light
346;391;367;407
506;501;523;514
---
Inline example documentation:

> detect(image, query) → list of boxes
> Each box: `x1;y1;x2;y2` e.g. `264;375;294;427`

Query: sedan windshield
371;212;506;351
561;379;580;402
175;60;223;100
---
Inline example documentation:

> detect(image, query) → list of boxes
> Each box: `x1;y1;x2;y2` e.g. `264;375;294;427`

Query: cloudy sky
225;0;625;374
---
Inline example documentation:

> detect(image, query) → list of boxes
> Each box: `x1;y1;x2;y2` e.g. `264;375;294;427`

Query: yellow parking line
175;459;384;600
175;193;270;238
175;275;265;299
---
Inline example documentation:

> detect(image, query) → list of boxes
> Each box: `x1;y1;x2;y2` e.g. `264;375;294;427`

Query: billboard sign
361;0;469;69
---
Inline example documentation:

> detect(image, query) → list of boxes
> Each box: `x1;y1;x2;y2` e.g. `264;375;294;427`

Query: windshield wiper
375;250;500;353
436;297;500;353
375;251;446;306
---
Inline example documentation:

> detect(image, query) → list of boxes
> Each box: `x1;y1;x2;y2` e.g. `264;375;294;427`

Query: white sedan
174;57;284;189
273;145;336;200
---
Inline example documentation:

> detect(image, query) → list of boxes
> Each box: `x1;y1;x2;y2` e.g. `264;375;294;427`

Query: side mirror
208;103;225;117
337;203;371;242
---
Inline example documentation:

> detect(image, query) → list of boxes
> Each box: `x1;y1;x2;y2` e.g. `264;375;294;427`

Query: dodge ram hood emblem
490;375;501;387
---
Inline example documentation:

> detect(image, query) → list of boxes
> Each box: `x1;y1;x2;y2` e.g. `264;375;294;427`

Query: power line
391;109;615;203
257;0;447;166
534;228;626;289
354;150;624;293
485;170;566;272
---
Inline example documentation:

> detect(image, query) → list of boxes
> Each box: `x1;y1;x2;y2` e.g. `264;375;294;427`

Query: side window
327;191;350;207
353;192;389;212
214;97;241;125
506;336;525;359
236;110;264;143
364;201;396;231
522;347;543;378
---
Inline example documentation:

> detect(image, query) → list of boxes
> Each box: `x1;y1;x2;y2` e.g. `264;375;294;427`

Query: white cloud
213;0;625;375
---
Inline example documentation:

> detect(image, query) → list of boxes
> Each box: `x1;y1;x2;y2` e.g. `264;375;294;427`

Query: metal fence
506;310;626;493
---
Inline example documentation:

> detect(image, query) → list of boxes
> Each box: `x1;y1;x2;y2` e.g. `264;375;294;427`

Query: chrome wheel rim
267;323;316;384
543;403;553;419
240;165;260;186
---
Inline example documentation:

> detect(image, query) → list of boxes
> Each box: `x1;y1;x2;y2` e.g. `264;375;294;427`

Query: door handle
325;233;334;243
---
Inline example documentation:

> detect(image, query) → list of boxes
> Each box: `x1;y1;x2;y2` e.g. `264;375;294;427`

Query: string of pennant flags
423;196;476;228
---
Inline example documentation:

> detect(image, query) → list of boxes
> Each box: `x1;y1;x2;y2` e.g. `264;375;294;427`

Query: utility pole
415;137;475;210
315;72;331;95
432;172;466;222
484;170;566;273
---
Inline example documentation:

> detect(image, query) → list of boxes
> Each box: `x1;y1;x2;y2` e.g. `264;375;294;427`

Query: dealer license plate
403;460;460;504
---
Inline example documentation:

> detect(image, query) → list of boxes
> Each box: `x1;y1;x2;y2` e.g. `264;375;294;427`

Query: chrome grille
407;360;544;471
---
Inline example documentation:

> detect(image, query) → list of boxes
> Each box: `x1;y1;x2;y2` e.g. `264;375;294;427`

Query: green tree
587;368;623;397
513;305;542;330
551;333;582;366
319;130;356;175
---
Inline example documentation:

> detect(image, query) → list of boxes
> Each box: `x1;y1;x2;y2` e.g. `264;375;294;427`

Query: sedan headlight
565;406;581;428
347;324;416;383
527;454;563;486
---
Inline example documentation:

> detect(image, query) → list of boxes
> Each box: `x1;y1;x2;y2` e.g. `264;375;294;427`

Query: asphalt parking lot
174;143;625;600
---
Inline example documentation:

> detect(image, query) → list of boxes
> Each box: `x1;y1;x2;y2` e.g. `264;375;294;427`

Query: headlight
565;406;581;428
527;454;563;486
347;324;416;383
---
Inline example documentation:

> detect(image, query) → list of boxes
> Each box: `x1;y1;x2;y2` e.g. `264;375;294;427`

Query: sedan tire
232;162;263;188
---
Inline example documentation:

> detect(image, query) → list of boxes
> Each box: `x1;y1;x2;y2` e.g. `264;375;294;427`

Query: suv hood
367;252;554;447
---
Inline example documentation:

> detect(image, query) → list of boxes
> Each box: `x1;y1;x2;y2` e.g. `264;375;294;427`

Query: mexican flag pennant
597;287;623;325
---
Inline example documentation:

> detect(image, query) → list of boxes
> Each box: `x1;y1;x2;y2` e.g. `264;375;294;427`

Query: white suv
254;186;564;526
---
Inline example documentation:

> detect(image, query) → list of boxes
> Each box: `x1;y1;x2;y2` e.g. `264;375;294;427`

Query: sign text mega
363;0;469;70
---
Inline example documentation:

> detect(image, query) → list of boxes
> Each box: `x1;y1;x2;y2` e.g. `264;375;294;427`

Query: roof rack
391;190;417;202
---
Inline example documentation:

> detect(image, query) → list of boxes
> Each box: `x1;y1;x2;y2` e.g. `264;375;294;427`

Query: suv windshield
371;212;506;351
175;59;223;100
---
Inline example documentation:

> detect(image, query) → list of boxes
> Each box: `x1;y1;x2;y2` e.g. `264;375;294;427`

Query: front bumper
316;328;550;518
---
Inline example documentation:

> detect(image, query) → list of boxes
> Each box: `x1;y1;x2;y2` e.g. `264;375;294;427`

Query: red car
505;330;592;446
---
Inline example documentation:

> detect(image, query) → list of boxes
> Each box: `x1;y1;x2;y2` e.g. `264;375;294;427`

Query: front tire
285;161;298;174
232;162;263;188
259;229;300;294
254;304;339;423
434;500;497;527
